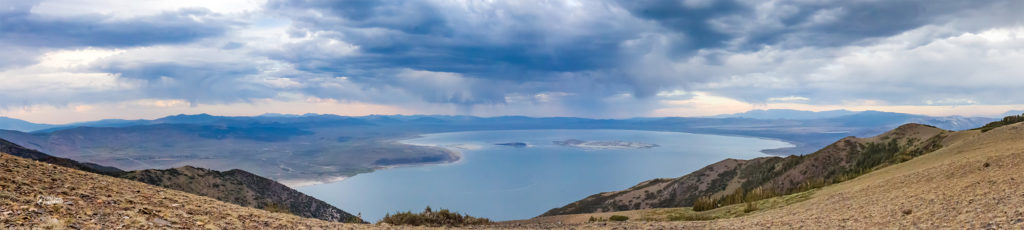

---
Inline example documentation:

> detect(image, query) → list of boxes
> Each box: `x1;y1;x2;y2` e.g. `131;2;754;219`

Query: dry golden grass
0;153;400;229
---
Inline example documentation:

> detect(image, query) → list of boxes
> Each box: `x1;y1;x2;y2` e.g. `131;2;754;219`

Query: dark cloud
268;0;643;79
3;0;1024;117
0;5;233;49
614;0;746;51
256;0;1024;112
618;0;1006;50
95;60;275;104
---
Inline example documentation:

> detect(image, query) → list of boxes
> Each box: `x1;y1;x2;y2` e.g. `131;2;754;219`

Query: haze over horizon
3;0;1024;123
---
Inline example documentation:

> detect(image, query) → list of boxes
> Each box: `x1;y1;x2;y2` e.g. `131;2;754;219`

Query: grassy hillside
0;138;123;176
0;153;369;229
121;166;361;223
0;138;358;223
543;123;949;216
517;122;1024;229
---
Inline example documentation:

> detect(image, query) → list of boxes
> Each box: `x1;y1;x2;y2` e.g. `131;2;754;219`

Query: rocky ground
0;153;385;229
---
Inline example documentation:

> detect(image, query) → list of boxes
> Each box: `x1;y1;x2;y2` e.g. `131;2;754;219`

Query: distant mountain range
0;110;1005;186
1;109;1010;132
0;117;58;132
710;109;860;120
712;109;1001;126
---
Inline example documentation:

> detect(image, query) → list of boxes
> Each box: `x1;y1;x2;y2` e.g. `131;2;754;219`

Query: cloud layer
1;0;1023;120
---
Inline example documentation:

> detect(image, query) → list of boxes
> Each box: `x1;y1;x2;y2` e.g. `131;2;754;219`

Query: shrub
975;113;1024;132
692;196;717;212
744;186;776;202
609;215;629;221
378;206;491;227
344;214;365;224
743;201;758;213
261;203;292;215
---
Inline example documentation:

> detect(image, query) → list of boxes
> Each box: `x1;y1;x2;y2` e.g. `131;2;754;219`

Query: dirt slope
0;137;358;223
0;153;379;229
121;166;359;222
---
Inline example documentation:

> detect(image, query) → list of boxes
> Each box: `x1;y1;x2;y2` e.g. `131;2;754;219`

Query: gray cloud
0;0;236;71
617;0;1007;50
260;0;1024;111
0;8;233;49
268;0;648;78
3;0;1024;117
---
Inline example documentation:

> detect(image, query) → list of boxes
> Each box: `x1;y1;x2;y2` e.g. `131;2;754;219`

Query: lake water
298;129;792;221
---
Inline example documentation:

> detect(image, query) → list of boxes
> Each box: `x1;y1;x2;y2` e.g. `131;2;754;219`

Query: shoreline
287;141;465;188
284;129;797;188
280;175;350;188
401;128;799;156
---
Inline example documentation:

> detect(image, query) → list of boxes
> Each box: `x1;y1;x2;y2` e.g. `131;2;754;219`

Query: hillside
518;121;1024;228
0;138;357;223
543;123;949;216
0;138;124;176
0;153;371;229
120;166;359;222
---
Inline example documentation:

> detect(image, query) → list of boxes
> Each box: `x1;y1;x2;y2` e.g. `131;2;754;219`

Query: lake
297;129;792;221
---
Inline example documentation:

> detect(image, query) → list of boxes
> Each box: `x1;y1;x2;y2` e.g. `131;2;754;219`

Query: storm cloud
1;0;1024;118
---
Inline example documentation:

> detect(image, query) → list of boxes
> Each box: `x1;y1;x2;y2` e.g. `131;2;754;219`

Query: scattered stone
37;196;64;206
984;162;991;168
152;217;171;226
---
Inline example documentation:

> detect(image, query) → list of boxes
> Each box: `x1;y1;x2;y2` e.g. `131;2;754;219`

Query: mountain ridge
542;123;950;216
0;152;367;229
0;138;358;223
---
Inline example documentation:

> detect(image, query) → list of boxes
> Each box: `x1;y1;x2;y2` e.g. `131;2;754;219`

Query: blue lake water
298;129;792;221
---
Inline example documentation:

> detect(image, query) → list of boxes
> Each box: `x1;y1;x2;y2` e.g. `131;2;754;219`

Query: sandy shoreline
284;139;465;188
280;175;350;188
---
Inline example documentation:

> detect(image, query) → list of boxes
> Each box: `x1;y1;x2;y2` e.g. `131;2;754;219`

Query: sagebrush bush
976;113;1024;132
378;206;491;227
692;196;717;211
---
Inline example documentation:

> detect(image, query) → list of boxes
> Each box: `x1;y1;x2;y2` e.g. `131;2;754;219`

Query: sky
2;0;1024;124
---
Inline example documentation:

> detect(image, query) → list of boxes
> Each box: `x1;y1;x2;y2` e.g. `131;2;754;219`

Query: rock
152;217;171;226
37;196;64;206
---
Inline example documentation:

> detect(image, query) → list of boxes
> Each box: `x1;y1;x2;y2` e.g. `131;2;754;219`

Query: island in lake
495;142;528;148
553;139;660;149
